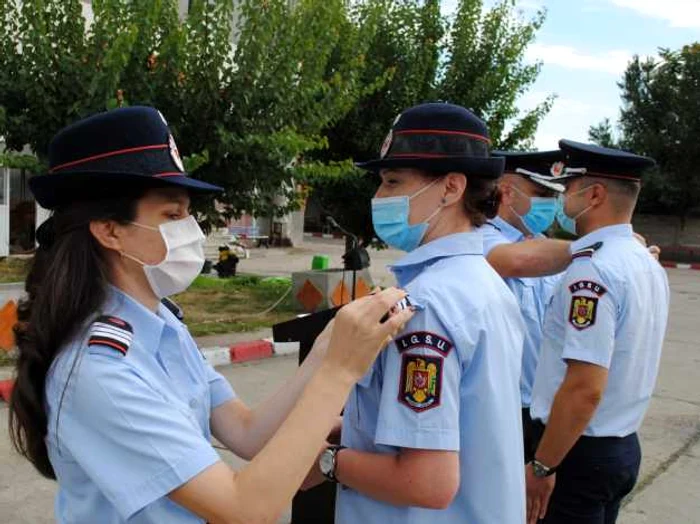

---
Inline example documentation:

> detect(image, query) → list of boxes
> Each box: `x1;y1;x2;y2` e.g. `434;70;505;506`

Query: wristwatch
319;445;346;482
531;458;557;478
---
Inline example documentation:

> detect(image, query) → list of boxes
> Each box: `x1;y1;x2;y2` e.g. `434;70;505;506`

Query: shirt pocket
516;278;544;325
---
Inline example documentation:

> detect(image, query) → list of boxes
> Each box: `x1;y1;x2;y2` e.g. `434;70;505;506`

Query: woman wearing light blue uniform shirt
306;103;527;523
8;107;413;523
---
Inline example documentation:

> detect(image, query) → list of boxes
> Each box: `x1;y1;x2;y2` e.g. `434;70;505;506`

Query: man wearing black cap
525;140;670;524
480;150;565;464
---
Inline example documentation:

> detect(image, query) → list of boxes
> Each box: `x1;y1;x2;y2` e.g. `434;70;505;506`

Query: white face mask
122;215;206;298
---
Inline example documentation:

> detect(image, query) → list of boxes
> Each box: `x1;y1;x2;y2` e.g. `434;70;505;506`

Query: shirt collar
489;216;525;243
102;285;169;355
390;231;484;271
571;223;633;251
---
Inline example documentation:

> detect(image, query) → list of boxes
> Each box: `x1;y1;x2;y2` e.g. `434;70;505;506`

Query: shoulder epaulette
572;241;603;260
88;315;133;355
161;297;185;322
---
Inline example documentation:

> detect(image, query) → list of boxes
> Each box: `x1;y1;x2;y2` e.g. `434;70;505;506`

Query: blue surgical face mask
510;186;558;235
371;178;443;252
556;186;593;236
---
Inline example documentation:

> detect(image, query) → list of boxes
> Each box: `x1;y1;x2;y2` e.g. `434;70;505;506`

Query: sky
441;0;700;150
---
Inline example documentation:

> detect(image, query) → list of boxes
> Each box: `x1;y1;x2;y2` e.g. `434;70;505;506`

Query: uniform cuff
210;378;237;409
562;348;612;370
374;425;460;451
116;446;221;520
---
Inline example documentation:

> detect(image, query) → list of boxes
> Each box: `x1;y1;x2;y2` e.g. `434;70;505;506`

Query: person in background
480;150;565;463
526;140;670;524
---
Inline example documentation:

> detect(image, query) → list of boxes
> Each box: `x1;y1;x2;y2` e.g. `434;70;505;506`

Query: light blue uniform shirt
530;224;670;437
481;216;557;407
45;286;236;523
336;232;526;524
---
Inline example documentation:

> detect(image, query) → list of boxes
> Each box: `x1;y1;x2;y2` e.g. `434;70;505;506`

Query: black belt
532;420;637;446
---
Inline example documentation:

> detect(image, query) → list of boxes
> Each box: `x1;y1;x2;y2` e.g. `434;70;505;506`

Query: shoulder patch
572;241;604;260
398;354;443;412
569;280;607;296
88;315;133;355
569;296;598;330
395;331;453;356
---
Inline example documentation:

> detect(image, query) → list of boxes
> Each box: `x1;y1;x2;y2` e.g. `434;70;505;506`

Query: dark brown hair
462;175;501;227
9;193;143;479
427;171;501;227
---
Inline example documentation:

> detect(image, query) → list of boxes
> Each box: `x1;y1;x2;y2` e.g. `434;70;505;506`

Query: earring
441;198;447;204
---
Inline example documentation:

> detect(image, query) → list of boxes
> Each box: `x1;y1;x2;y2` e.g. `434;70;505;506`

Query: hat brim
356;156;505;179
522;174;565;193
30;171;223;210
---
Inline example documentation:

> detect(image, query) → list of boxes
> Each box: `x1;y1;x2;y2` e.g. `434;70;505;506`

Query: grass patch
0;257;31;283
174;275;297;337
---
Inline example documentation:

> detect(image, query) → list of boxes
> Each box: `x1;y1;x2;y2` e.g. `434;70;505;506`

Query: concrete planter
291;268;374;312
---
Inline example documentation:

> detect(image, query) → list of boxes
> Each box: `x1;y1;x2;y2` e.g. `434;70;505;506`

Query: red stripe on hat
389;153;464;159
394;129;491;143
49;144;169;173
154;172;185;178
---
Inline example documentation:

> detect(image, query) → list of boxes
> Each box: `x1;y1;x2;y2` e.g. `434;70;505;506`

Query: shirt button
189;399;198;409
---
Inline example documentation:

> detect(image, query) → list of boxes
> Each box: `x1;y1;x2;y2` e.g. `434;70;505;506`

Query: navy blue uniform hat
492;149;565;192
556;139;656;182
30;106;222;209
356;102;505;179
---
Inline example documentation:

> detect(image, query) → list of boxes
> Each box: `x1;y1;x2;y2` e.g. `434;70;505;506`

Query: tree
590;44;700;225
0;0;384;229
306;0;445;244
305;0;554;245
439;0;553;149
588;118;617;149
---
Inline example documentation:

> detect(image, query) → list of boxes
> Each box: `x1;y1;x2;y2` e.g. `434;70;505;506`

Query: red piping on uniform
49;144;168;173
394;129;491;143
89;338;127;354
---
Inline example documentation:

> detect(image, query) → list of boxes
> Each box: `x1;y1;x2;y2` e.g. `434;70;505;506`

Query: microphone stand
326;217;370;301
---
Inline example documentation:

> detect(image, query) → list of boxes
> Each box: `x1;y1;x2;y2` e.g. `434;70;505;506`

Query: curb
304;232;345;240
201;338;299;368
661;262;700;270
0;340;299;404
0;378;13;403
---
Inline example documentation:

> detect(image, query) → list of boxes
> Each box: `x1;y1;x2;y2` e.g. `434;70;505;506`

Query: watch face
533;461;550;477
320;450;334;475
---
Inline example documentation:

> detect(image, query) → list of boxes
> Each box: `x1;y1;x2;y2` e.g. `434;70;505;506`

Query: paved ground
236;236;402;287
1;239;699;522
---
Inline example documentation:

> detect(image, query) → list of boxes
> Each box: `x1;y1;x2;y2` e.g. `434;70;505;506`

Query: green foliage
0;153;44;173
1;0;551;243
590;43;700;221
588;118;617;149
440;0;553;149
309;0;552;244
0;0;383;229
